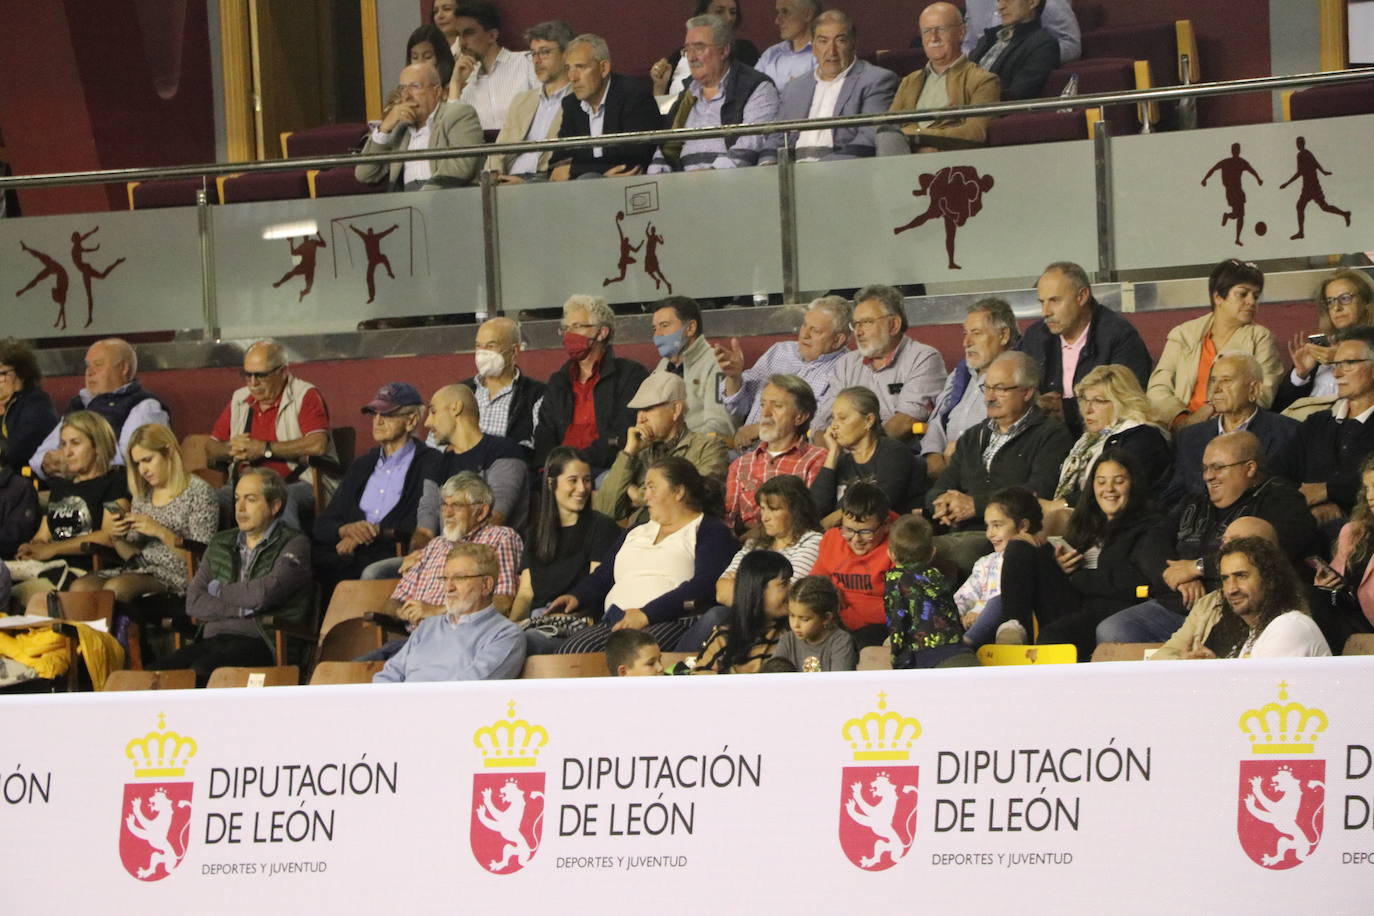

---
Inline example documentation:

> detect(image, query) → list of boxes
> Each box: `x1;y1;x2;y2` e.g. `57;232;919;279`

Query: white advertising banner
1113;113;1374;270
0;207;201;338
3;658;1371;913
795;142;1100;291
497;168;784;309
212;188;487;337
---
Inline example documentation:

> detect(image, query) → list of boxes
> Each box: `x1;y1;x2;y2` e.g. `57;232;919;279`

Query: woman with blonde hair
69;423;218;603
1042;364;1170;514
1276;268;1374;411
1147;258;1283;428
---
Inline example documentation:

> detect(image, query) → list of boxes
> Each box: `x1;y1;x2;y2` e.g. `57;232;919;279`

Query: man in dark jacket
926;351;1073;575
968;0;1060;100
151;468;312;685
533;294;649;471
1164;355;1298;502
1098;431;1317;644
313;383;437;590
1018;261;1153;436
1274;329;1374;527
551;33;661;179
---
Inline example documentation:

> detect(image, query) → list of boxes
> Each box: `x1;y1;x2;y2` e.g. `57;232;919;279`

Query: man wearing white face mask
464;317;546;461
651;296;735;440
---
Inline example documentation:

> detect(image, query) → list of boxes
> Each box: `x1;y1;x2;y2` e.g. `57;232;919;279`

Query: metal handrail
2;67;1371;191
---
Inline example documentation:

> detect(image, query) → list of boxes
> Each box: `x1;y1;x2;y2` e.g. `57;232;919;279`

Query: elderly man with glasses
207;339;336;529
1274;327;1374;528
814;284;946;440
925;351;1073;577
1098;430;1316;645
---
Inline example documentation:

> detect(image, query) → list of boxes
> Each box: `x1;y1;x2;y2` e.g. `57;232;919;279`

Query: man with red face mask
532;294;649;472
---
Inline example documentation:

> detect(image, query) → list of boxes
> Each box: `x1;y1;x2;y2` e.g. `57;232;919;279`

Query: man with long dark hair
1211;536;1329;658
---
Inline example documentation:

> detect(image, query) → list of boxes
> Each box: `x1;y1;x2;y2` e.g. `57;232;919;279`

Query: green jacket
594;430;730;524
189;522;313;641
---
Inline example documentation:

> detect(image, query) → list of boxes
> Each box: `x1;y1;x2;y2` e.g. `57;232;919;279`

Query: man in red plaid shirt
385;471;522;623
724;373;827;533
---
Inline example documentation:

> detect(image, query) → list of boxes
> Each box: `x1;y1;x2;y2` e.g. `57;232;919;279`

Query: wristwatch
1194;558;1205;576
264;442;274;460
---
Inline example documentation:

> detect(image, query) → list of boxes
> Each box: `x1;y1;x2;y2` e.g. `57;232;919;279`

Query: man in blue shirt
756;0;821;90
374;541;525;683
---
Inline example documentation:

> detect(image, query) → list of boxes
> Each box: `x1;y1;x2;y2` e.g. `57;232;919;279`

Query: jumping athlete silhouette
272;232;328;301
643;223;672;294
14;242;72;329
1280;136;1351;240
892;166;995;270
70;227;126;327
349;223;398;304
1201;143;1263;246
602;211;642;288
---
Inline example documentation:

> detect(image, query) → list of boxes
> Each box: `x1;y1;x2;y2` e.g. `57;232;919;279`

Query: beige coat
483;88;564;175
1146;313;1284;425
1150;591;1224;660
889;57;1001;145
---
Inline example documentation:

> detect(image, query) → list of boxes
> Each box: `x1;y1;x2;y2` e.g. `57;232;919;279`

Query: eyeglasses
559;321;598;334
1323;292;1360;308
240;365;283;381
978;383;1025;394
1080;397;1113;409
850;315;895;332
1201;459;1252;475
683;42;722;56
1331;358;1374;373
530;47;560;60
840;525;880;541
920;25;960;36
442;572;488;584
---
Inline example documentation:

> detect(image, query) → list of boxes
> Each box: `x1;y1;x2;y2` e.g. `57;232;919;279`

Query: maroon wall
39;301;1313;453
0;0;216;215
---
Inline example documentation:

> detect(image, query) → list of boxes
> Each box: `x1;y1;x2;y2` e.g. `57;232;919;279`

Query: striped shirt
649;69;779;172
459;47;539;131
721;340;846;426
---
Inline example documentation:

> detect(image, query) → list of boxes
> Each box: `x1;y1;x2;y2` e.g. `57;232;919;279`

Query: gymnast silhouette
70;227;126;327
892;166;995;270
15;242;72;329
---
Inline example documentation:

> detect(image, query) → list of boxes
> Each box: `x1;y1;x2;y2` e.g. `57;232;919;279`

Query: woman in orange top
1145;259;1283;429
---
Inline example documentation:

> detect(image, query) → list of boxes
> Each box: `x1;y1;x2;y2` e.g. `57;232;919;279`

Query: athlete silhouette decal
349;224;399;304
1201;144;1263;247
15;226;124;329
271;232;328;301
1279;136;1351;240
892;165;995;270
601;208;674;293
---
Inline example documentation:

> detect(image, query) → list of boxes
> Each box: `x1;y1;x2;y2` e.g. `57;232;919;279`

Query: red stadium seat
128;177;217;209
280;123;369;159
988;110;1086;146
1287;79;1374;120
875;47;928;80
217;170;310;204
310;166;387;198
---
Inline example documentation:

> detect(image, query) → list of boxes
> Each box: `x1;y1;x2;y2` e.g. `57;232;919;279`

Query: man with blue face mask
652;296;735;439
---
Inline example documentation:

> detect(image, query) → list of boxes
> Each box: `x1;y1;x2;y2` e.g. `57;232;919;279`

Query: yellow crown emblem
1238;681;1328;755
125;713;198;778
842;692;922;761
474;701;549;768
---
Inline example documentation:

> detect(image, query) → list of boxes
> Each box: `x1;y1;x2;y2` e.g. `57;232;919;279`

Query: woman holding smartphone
1275;268;1374;411
69;423;218;603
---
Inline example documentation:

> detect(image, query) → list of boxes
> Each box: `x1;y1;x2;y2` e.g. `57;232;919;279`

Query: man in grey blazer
355;62;484;190
759;11;898;164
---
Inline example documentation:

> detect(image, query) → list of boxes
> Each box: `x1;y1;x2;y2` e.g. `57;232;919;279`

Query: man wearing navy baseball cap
313;382;439;591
